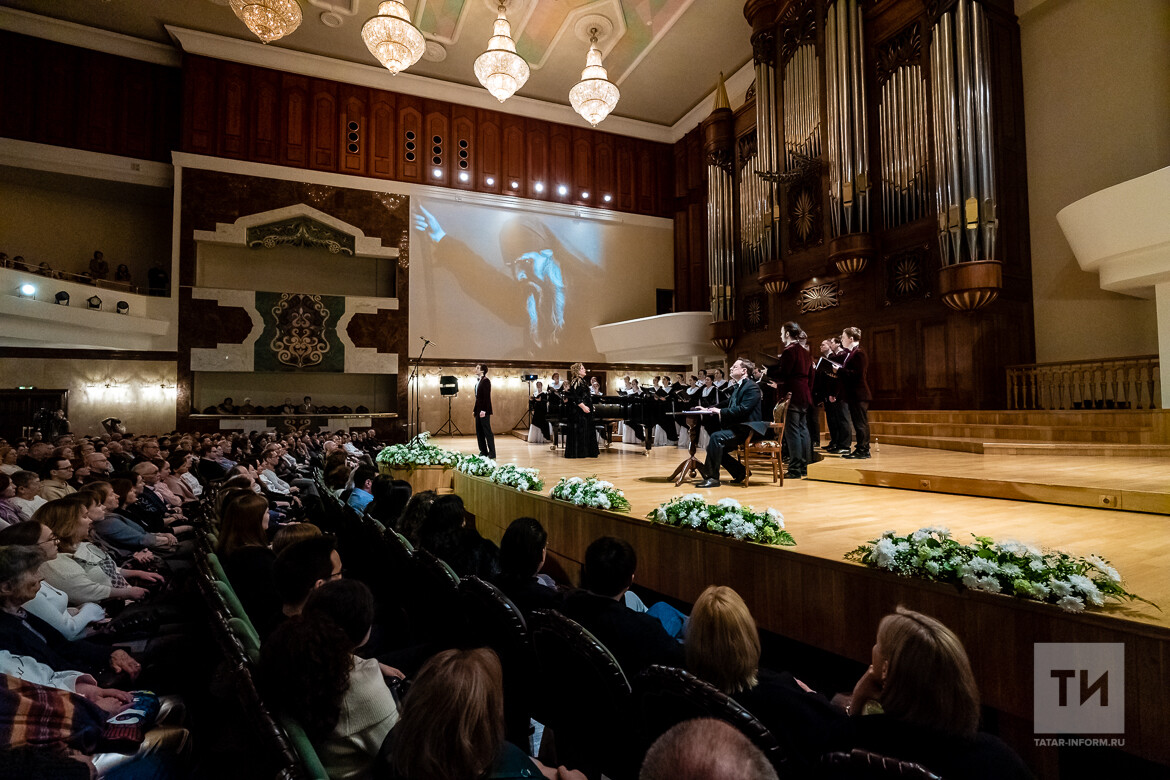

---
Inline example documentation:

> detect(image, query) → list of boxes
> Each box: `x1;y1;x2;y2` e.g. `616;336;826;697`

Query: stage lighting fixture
55;291;70;305
18;283;36;298
521;373;538;382
116;301;129;314
87;295;102;310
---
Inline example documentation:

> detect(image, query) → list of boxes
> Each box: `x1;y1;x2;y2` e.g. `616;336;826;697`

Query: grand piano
534;392;685;454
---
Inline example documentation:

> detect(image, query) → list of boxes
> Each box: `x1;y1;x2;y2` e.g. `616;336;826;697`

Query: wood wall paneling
571;128;594;205
673;140;689;199
686;128;704;192
119;60;157;160
921;320;950;392
870;325;901;399
476;109;502;193
216;62;250;159
80;55;118;154
398;95;423;183
501;114;525;196
687;201;707;311
674;210;690;309
451;105;476;191
615;136;636;212
593;134;615;207
423;100;450;188
369;89;396;179
526;118;549;200
549;123;572;201
184;56;218;157
339;84;369;176
0;33;35;141
249;68;281;164
636;139;658;215
278;72;310;168
308;79;338;171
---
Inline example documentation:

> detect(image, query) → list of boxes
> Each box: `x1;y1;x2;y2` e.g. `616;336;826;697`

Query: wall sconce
18;283;36;298
116;301;129;315
87;295;102;310
55;291;70;306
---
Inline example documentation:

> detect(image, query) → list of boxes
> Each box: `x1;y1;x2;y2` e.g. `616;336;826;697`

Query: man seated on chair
696;358;762;488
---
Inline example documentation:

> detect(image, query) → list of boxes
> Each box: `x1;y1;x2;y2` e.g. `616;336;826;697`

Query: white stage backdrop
409;195;673;362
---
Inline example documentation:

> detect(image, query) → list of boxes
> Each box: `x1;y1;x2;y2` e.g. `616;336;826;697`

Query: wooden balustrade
1006;355;1161;410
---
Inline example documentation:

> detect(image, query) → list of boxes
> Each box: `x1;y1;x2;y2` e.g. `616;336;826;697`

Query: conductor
696;358;762;488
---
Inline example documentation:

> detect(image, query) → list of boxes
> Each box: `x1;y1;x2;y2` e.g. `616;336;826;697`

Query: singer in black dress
564;362;599;459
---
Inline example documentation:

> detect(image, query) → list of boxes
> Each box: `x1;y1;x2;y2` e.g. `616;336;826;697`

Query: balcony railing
1006;355;1160;410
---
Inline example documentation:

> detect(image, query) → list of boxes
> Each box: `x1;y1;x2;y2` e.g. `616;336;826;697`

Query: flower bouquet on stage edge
376;432;461;470
649;495;794;546
550;476;631;512
489;463;544;493
455;454;497;477
845;527;1156;613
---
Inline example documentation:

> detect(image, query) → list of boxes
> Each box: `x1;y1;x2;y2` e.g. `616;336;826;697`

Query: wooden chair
737;392;791;487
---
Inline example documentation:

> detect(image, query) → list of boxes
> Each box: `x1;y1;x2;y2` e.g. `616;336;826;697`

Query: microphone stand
410;339;432;439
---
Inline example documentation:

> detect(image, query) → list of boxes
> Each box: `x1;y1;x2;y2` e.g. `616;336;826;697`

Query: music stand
435;375;462;436
667;409;720;486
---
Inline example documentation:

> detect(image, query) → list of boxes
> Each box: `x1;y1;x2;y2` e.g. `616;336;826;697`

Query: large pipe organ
692;0;1033;408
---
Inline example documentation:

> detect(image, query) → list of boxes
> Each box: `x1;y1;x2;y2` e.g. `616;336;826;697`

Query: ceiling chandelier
474;2;530;103
229;0;302;44
569;29;620;127
362;1;426;75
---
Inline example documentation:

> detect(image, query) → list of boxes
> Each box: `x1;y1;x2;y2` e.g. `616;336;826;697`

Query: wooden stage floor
433;434;1170;633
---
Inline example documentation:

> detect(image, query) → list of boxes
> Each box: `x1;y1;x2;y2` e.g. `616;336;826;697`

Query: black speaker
439;376;458;396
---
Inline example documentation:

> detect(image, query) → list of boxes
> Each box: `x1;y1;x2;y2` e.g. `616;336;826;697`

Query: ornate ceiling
5;0;753;128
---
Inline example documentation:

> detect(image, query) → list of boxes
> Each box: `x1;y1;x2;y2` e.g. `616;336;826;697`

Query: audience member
271;535;342;634
395;490;436;544
272;522;322;555
639;718;778;780
365;477;411;529
416;494;499;581
217;492;280;634
10;472;47;521
346;464;378;515
0;474;20;529
37;458;77;501
496;516;562;615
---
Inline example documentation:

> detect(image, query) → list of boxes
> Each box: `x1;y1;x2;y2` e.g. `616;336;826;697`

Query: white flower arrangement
549;476;631;512
488;463;545;493
846;528;1154;613
649;494;795;546
375;432;462;470
455;453;497;477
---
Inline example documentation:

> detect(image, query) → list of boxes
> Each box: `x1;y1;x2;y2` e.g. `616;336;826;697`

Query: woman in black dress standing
564;362;599;459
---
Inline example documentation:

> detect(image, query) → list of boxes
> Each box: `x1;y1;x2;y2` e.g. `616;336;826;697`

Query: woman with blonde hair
685;586;844;771
563;362;598;459
839;606;1030;779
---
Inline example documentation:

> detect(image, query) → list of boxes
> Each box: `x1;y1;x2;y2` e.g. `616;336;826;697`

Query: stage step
870;420;1154;444
870;409;1166;427
874;434;1170;457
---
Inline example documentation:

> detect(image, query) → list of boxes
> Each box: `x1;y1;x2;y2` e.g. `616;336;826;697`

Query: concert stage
431;434;1170;774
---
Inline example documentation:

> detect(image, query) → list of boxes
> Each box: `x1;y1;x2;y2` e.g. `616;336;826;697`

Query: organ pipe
703;75;736;324
825;0;870;238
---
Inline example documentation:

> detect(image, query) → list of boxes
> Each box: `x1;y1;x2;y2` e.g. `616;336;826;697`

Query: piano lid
590;312;726;364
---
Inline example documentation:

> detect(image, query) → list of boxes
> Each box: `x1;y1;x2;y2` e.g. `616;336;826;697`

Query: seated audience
416;494;499;581
639;718;778;780
0;445;21;475
685;585;844;770
389;647;585;780
365;477;412;529
37;458;76;501
346;464;378;515
272;522;323;555
0;474;20;529
833;606;1032;780
10;472;47;521
217;492;280;634
496;516;562;615
259;579;398;780
270;535;342;635
560;536;684;676
395;490;437;544
92;479;179;556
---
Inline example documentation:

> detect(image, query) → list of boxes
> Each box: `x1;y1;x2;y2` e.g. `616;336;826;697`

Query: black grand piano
532;392;686;454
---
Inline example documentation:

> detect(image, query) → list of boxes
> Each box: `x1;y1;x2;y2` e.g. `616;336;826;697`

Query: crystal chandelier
474;2;530;103
229;0;302;44
362;1;426;75
569;30;620;127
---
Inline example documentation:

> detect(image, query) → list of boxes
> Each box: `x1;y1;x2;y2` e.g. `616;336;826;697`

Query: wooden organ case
694;0;1034;409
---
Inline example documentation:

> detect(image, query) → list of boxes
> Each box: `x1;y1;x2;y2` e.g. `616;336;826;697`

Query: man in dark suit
473;363;496;459
560;536;684;677
697;358;762;488
775;323;813;479
838;327;872;459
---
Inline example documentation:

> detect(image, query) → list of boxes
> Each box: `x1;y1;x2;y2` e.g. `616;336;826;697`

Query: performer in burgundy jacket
837;327;872;459
473;363;496;459
775;322;813;479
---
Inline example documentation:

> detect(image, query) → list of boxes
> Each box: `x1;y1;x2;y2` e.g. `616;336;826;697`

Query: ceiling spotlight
55;291;70;305
229;0;302;44
557;185;568;196
458;171;470;182
362;1;426;75
486;177;495;186
510;181;519;190
474;2;529;103
18;283;36;298
581;192;590;199
432;168;442;178
603;194;613;202
87;295;102;310
116;301;129;315
534;182;544;193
